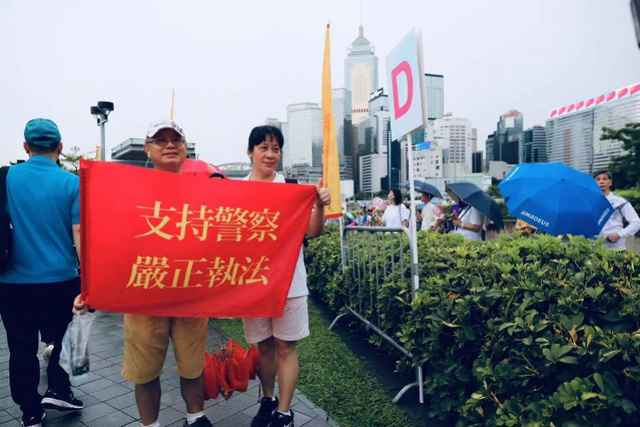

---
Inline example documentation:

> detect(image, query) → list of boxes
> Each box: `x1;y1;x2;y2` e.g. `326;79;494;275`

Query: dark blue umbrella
446;182;503;229
498;163;613;237
401;180;442;198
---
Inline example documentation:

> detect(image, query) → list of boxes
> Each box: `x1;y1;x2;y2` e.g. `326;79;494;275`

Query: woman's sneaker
182;415;213;426
250;397;278;427
270;410;295;427
41;389;84;411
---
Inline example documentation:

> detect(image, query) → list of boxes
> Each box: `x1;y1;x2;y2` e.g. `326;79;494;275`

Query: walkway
0;312;335;427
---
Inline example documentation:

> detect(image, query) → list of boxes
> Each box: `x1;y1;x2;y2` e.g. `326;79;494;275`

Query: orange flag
321;24;342;219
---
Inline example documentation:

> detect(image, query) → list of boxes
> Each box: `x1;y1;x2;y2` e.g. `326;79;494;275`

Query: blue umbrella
498;163;613;237
401;180;443;198
446;182;504;229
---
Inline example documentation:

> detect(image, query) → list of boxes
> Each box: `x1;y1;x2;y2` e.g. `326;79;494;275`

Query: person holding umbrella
499;163;613;238
594;170;640;249
450;196;484;240
446;182;503;241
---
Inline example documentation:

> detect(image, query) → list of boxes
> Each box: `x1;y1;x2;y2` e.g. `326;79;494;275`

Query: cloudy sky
1;0;638;166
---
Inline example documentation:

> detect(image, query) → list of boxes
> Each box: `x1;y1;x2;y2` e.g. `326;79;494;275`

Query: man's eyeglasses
149;138;185;147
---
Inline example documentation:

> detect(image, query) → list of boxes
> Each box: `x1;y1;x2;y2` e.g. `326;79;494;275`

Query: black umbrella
401;180;442;198
446;182;503;229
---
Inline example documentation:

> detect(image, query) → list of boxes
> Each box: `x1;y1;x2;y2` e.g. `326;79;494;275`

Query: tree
601;122;640;189
59;146;85;174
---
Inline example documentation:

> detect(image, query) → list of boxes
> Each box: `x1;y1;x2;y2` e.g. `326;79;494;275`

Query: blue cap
24;118;61;148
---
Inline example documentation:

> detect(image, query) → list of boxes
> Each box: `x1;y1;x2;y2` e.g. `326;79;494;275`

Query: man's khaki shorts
122;314;208;384
242;296;309;344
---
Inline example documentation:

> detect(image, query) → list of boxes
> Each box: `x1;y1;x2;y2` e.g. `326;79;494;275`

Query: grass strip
211;299;416;427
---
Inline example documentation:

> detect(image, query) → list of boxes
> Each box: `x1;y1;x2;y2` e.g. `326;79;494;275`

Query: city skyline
1;1;639;167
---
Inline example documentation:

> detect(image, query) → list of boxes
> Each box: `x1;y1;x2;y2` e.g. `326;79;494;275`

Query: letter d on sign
391;61;414;120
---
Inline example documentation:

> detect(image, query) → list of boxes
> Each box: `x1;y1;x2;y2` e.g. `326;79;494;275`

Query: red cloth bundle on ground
203;339;259;400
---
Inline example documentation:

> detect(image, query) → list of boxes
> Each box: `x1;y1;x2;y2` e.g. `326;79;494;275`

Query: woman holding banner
242;125;330;427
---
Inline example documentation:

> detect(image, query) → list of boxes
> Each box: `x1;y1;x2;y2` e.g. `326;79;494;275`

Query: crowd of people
345;174;640;248
0;119;328;427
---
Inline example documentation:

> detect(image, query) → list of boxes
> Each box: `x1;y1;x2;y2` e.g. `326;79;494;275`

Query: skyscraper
546;82;640;173
332;88;353;180
425;73;445;121
430;115;475;175
284;103;322;169
486;110;524;165
344;25;378;125
521;126;547;163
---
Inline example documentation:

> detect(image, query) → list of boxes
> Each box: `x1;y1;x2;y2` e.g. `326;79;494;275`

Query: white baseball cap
145;120;185;139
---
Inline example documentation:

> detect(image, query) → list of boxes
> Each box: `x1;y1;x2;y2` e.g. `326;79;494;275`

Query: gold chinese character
206;257;242;288
238;256;270;285
171;258;207;288
126;256;170;289
247;209;280;242
189;206;216;241
135;202;176;240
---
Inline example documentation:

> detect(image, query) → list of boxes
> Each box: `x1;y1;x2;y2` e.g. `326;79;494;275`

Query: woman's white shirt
383;203;410;228
244;173;309;298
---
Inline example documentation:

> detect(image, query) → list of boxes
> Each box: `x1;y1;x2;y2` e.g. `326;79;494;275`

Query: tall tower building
284;103;322;169
345;25;378;125
332;88;353;179
425;73;445;122
486;110;524;165
431;115;475;175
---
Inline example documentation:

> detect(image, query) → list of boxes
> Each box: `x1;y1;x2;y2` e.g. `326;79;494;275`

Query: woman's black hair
390;188;403;205
248;125;284;152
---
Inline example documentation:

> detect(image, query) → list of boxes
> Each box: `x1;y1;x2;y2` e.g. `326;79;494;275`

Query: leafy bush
305;231;640;426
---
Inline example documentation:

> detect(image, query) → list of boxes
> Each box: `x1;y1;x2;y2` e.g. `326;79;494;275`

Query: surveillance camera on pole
90;101;114;161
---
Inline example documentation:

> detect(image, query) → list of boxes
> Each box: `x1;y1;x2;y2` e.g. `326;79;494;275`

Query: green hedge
305;231;640;426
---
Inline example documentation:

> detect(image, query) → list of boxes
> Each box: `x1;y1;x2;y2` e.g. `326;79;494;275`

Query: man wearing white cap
76;120;215;427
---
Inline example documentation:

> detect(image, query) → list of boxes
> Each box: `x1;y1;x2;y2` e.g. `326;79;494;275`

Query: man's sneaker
183;415;213;426
21;411;46;427
41;390;84;411
270;410;295;427
250;397;278;427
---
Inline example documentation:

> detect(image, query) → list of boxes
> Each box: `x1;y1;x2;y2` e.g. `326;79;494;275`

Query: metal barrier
329;226;424;404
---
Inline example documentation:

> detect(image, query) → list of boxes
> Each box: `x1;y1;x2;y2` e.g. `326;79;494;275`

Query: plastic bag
59;312;95;376
203;353;220;400
202;340;259;400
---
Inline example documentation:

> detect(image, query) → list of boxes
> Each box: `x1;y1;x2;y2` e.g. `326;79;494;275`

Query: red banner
80;160;316;318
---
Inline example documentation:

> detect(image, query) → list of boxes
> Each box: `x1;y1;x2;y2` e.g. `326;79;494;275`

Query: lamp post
90;101;114;161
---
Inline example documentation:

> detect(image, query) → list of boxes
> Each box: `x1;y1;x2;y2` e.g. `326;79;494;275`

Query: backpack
615;201;630;229
0;166;12;271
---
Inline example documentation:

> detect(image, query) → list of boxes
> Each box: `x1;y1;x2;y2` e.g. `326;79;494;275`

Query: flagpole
339;216;346;272
406;133;420;296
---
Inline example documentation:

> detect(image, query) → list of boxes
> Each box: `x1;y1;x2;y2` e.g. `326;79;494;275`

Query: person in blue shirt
0;118;83;427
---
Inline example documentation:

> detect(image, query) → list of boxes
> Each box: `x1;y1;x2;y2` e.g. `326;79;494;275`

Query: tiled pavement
0;312;337;427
